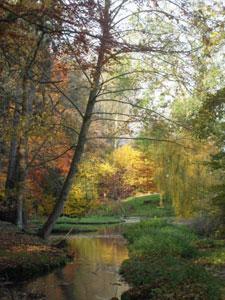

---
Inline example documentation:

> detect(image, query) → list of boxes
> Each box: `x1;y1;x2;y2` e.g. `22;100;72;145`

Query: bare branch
30;145;76;168
97;87;143;97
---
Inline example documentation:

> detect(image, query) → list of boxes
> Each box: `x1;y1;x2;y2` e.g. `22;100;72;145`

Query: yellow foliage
64;184;94;216
64;145;156;214
149;136;218;218
111;144;155;189
98;162;116;175
63;157;101;216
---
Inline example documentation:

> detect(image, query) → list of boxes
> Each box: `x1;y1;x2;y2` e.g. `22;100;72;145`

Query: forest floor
0;221;70;284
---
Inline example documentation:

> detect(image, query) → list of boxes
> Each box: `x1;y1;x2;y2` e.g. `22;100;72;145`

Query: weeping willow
151;137;217;218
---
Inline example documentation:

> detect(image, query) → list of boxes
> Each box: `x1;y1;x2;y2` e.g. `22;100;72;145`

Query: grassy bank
53;215;123;233
90;194;174;218
0;223;70;283
52;194;172;233
120;219;225;300
31;215;124;234
31;194;172;234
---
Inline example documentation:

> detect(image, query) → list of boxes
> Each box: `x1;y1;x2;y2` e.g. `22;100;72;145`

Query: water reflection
2;234;129;300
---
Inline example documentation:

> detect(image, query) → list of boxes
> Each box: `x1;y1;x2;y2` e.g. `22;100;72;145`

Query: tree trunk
159;193;164;208
38;93;97;239
14;78;29;229
16;140;28;229
5;101;20;208
0;97;9;174
39;0;110;239
4;80;34;227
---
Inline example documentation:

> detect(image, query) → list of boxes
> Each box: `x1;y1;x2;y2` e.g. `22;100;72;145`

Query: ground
2;194;225;299
0;221;69;283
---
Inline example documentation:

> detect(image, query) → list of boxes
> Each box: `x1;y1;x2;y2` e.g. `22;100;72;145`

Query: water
1;232;129;300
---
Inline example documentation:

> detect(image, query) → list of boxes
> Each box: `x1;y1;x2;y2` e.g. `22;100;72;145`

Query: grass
120;219;224;300
31;194;173;233
52;194;173;233
52;223;104;233
53;216;123;233
57;215;123;224
90;194;174;218
31;215;124;234
196;239;225;273
31;194;170;233
28;193;225;299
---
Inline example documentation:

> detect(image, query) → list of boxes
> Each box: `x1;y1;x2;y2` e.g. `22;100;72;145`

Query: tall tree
39;0;197;238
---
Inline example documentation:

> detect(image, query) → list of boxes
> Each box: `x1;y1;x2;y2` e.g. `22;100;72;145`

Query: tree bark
39;90;100;238
159;193;164;208
39;0;110;239
14;78;29;229
5;101;20;208
4;80;34;227
0;97;9;174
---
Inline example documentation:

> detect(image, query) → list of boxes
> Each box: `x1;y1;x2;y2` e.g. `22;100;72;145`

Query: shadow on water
0;230;129;300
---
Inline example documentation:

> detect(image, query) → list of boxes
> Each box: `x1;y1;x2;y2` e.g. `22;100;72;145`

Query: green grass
30;215;123;233
91;194;174;218
120;219;224;300
31;194;172;233
196;240;225;268
31;194;173;233
52;223;105;233
57;215;123;225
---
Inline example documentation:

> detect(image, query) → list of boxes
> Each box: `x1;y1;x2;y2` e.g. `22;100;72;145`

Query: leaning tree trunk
39;0;110;239
38;90;99;239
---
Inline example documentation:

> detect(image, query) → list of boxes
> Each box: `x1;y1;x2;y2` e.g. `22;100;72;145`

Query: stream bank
0;230;129;300
0;221;70;284
120;219;225;300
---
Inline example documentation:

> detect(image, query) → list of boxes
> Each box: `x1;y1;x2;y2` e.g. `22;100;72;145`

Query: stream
0;230;129;300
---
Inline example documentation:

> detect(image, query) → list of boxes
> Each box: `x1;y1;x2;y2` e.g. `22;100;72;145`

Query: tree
0;0;51;228
39;0;198;238
99;144;156;200
0;0;65;228
192;88;225;223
